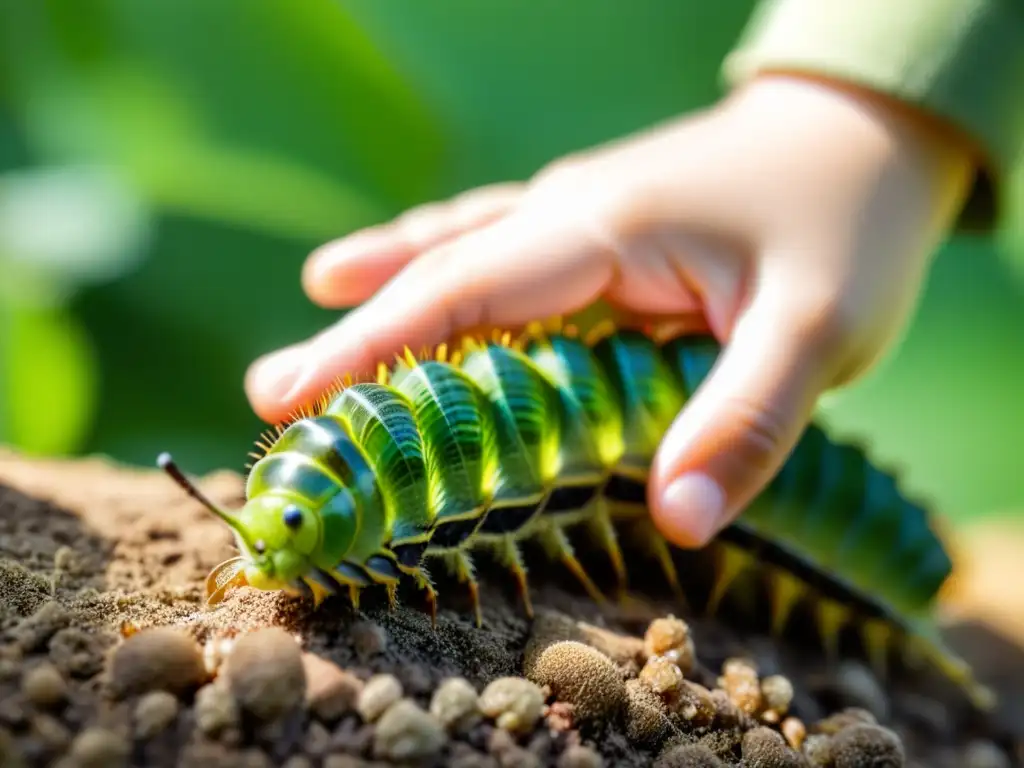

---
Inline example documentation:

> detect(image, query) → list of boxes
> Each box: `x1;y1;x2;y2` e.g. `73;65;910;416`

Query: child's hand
245;73;974;549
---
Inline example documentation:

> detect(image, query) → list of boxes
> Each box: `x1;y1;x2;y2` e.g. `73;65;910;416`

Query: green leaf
1;0;446;239
0;295;98;456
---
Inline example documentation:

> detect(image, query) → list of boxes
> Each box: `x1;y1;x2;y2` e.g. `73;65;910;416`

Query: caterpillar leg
401;565;438;627
348;585;363;612
767;568;806;637
815;597;851;665
440;551;483;628
303;563;373;615
535;522;607;604
584;499;629;598
623;516;686;603
705;544;751;616
301;574;335;610
489;536;534;618
364;553;404;613
903;624;997;712
860;618;892;681
303;567;364;614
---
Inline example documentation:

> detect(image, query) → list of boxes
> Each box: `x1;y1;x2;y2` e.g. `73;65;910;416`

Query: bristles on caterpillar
224;323;992;713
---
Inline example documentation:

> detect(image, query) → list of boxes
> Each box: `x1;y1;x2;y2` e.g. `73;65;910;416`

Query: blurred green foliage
0;0;1021;525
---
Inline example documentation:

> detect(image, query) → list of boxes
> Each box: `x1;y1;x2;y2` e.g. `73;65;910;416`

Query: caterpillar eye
282;505;303;530
253;539;266;555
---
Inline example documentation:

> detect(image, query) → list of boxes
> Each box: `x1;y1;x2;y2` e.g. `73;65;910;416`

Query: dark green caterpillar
158;322;993;710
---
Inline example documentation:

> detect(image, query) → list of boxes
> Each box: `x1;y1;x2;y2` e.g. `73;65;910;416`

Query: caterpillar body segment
158;326;993;712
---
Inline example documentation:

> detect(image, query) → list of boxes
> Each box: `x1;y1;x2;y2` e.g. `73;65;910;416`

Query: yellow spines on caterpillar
159;321;996;714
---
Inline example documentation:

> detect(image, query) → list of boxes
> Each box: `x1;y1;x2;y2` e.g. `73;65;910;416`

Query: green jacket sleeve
722;0;1024;233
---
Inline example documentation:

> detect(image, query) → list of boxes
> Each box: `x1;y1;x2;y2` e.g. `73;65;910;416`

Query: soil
0;448;1022;768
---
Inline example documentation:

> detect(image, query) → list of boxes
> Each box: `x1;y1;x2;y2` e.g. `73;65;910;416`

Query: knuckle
393;203;447;245
721;396;791;475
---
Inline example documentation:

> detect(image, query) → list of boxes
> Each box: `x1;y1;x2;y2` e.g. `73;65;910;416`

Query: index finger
251;208;618;422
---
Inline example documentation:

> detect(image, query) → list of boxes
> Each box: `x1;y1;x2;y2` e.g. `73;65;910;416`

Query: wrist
727;72;975;235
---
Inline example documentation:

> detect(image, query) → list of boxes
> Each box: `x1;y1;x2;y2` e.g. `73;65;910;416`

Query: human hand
245;73;975;549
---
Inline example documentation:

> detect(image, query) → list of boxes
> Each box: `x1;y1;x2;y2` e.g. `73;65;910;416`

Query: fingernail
248;346;305;401
659;472;726;545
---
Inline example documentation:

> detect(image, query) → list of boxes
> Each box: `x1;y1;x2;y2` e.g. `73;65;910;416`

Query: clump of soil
0;449;1021;767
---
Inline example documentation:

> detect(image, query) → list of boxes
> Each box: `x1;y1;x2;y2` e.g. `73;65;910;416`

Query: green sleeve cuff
722;0;1024;233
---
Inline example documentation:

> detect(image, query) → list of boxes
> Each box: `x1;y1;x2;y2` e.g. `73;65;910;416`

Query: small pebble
718;658;761;716
68;727;130;768
21;662;67;708
781;716;806;750
894;691;952;735
496;746;541;768
49;627;106;679
323;756;362;768
430;677;481;731
546;700;575;732
478;677;546;734
524;611;644;674
802;734;832;767
107;626;206;698
0;657;19;683
813;707;877;735
224;628;305;722
373;698;448;761
964;740;1012;768
302;653;363;722
700;730;743;761
400;663;434;696
303;720;332;757
672;680;716;727
760;675;794;720
654;743;725;767
239;748;274;768
451;742;500;768
829;724;905;768
324;754;372;768
134;690;179;739
741;726;803;767
350;620;388;662
644;617;696;674
281;757;314;768
194;681;240;736
575;622;646;668
707;690;747;730
13;601;70;652
528;641;626;727
624;679;673;748
558;744;603;768
31;713;71;751
358;673;403;722
329;717;374;756
202;637;234;677
640;656;685;699
489;726;518;755
834;661;890;721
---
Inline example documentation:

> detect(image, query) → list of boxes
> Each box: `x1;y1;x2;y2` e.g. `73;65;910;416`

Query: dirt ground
0;448;1022;768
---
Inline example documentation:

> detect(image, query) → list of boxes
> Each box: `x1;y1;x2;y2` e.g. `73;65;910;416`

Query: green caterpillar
158;322;993;711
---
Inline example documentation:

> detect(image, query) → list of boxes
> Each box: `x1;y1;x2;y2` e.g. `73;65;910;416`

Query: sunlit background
1;0;1022;529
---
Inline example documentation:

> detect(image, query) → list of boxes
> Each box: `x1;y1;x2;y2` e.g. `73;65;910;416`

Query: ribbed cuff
722;0;1024;232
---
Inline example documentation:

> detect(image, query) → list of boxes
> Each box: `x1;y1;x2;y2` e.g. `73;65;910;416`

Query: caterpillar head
232;493;320;590
157;452;324;603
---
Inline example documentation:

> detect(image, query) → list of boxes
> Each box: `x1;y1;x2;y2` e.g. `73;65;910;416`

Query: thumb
648;273;835;548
